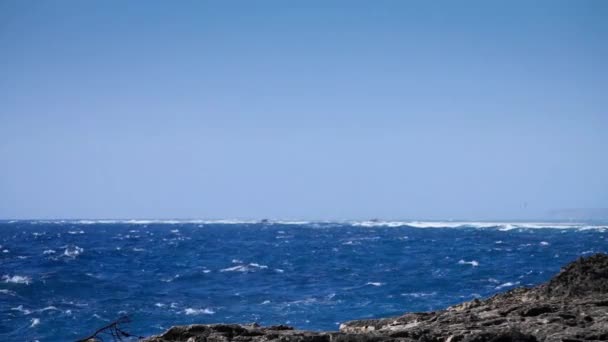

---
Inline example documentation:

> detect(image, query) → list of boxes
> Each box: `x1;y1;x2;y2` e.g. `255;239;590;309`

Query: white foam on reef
3;275;32;285
350;220;607;230
14;219;608;231
184;308;215;315
70;219;258;225
458;260;480;267
63;246;83;258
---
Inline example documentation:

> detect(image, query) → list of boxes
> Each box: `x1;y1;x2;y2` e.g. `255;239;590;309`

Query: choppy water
1;220;606;341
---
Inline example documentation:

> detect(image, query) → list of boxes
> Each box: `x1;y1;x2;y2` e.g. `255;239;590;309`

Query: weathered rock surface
144;254;608;342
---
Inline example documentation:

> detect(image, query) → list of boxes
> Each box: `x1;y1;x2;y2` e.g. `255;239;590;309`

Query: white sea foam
63;246;83;258
401;291;437;298
68;230;84;234
0;289;16;296
43;249;56;255
540;241;550;246
350;220;606;230
496;281;520;290
366;282;384;287
3;275;32;285
30;318;40;327
184;308;215;315
11;305;31;314
221;262;269;273
458;260;479;267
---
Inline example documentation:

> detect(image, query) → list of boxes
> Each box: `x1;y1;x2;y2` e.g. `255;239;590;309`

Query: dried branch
76;316;143;342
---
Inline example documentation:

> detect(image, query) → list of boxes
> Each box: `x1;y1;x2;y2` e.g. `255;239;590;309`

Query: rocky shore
143;254;608;342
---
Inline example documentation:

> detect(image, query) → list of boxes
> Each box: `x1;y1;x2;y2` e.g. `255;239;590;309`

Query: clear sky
0;1;606;220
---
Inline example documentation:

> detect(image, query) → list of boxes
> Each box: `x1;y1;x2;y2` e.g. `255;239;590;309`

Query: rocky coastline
141;254;608;342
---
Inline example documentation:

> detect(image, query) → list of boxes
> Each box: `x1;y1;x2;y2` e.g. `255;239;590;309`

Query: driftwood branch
76;316;143;342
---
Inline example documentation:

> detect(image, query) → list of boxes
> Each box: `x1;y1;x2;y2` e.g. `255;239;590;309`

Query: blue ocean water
1;220;606;341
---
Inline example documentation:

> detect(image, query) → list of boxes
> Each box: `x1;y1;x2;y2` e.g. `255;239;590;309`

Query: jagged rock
143;254;608;342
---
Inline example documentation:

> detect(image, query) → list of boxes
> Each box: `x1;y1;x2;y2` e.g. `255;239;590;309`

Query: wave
5;219;608;231
495;281;520;290
184;308;215;315
458;260;480;267
366;282;384;287
350;220;607;230
401;291;437;298
3;275;32;285
0;289;17;296
63;246;84;258
220;262;269;273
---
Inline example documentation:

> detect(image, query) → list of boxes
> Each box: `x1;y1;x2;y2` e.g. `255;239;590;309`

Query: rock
143;254;608;342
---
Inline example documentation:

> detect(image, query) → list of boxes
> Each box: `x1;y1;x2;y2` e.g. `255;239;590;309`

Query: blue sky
0;1;606;220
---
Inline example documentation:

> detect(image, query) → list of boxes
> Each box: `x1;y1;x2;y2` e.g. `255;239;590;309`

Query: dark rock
143;254;608;342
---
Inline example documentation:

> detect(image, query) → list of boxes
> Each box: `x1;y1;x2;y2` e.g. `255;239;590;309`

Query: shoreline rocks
143;254;608;342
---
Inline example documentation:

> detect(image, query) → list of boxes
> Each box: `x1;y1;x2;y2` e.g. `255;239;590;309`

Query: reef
141;254;608;342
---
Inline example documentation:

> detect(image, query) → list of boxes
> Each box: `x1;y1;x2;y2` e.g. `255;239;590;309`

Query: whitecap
350;220;606;230
43;250;56;255
540;241;550;246
63;246;83;258
30;318;40;327
401;292;437;298
220;265;249;272
495;281;520;290
184;308;215;315
366;282;384;287
221;262;269;273
3;275;32;285
458;260;479;267
0;289;16;296
261;300;271;305
155;303;166;308
68;230;84;234
11;305;31;314
133;248;145;252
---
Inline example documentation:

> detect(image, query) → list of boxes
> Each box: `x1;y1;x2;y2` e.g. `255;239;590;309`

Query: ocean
1;220;606;341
